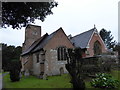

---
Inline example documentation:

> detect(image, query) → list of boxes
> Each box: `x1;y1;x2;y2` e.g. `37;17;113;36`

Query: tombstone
19;72;22;78
60;67;64;75
43;74;48;80
24;69;29;77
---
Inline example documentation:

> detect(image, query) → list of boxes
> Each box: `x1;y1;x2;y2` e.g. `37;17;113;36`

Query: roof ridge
49;27;62;36
72;28;95;38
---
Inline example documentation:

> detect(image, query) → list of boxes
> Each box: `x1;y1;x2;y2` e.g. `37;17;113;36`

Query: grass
111;70;120;89
3;74;72;88
3;70;120;89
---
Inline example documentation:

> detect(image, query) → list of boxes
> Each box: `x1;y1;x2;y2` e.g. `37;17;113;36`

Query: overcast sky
0;0;119;46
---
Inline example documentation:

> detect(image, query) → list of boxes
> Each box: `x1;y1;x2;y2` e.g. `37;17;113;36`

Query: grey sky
0;0;119;46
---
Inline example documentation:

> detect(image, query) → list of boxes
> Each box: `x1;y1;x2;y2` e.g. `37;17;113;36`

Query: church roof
21;28;62;56
70;28;96;48
31;28;59;53
21;26;98;56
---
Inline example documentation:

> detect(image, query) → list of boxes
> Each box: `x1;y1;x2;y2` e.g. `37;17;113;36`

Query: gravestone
24;69;29;77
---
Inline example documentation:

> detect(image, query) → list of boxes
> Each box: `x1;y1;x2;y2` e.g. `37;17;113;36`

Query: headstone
19;72;22;78
43;74;48;80
24;69;29;77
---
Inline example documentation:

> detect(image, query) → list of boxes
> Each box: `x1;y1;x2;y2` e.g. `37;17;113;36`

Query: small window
57;47;67;61
36;53;39;63
33;32;38;35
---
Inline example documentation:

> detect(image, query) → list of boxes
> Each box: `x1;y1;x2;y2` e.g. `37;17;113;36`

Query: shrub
9;60;22;82
10;68;20;82
90;73;119;89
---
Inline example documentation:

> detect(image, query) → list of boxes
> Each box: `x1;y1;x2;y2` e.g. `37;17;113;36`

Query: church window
57;47;67;61
93;40;102;55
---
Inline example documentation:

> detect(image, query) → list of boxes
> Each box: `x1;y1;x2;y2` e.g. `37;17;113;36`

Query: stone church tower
22;24;41;52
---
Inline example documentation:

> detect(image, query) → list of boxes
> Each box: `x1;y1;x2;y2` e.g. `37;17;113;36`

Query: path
0;74;3;90
0;72;9;89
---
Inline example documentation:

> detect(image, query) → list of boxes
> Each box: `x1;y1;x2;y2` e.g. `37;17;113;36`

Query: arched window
93;41;102;55
57;47;67;61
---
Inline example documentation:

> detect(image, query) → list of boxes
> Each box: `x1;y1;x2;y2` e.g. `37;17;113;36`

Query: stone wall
32;53;40;76
22;27;74;76
43;28;74;76
31;49;68;76
45;49;68;76
22;24;41;52
21;55;33;72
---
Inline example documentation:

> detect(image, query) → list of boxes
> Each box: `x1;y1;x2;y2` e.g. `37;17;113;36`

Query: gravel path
0;72;9;89
0;74;2;90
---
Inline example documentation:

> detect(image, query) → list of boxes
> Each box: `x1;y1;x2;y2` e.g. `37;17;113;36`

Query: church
21;24;107;78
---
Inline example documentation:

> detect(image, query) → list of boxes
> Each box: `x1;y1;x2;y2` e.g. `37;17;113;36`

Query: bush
9;60;22;82
90;73;119;89
10;69;20;82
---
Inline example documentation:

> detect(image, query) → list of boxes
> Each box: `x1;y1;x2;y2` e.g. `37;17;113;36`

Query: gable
88;32;107;51
85;32;107;57
44;28;74;50
70;29;95;48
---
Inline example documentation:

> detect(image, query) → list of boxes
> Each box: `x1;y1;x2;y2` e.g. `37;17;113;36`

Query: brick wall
44;28;74;50
86;33;107;57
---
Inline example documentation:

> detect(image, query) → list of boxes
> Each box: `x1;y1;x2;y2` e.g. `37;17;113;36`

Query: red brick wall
86;32;107;57
44;28;74;50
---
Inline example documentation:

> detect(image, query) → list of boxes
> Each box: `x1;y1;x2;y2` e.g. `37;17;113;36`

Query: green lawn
3;74;72;88
3;70;120;89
